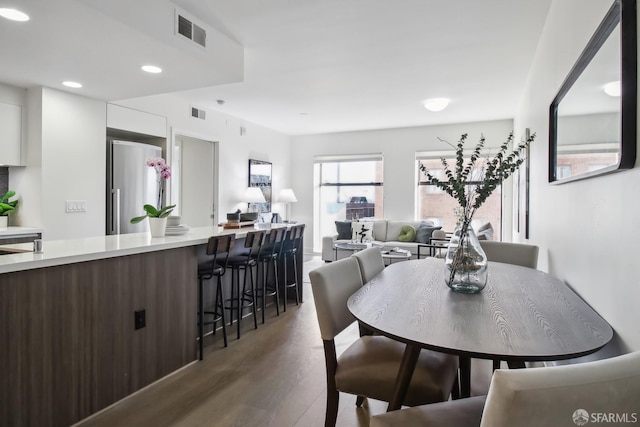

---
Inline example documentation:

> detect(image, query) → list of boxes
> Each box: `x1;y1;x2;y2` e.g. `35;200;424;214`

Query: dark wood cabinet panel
0;246;198;427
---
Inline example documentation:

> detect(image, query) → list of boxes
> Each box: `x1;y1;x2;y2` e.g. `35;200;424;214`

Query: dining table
347;258;613;411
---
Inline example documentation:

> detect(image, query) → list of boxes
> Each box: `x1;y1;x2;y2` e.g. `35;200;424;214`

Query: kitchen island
0;224;299;427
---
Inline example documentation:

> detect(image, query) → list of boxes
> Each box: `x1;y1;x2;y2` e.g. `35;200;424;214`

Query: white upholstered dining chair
370;350;640;427
351;246;385;283
309;256;459;427
478;240;539;269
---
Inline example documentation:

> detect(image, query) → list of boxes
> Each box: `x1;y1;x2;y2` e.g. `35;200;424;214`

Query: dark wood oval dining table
347;258;613;411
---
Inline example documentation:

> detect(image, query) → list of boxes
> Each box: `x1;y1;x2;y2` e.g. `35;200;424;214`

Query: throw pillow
335;221;352;240
415;222;442;243
476;222;494;241
398;225;416;242
353;221;374;243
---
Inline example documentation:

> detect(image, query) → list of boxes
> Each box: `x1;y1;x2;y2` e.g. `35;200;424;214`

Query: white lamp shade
278;188;298;203
244;187;266;203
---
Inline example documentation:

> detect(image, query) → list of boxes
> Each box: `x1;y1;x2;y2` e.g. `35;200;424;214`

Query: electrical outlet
134;309;146;330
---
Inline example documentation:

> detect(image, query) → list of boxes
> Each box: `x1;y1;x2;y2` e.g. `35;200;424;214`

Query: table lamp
278;188;297;222
244;187;266;213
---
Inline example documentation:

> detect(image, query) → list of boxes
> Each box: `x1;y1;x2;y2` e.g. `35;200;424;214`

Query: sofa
322;219;442;262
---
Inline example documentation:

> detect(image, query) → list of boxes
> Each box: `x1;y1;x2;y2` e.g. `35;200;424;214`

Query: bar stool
197;234;234;360
225;230;265;340
252;227;286;324
281;224;305;312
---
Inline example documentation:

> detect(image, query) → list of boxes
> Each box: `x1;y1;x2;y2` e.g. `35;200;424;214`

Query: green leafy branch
419;131;536;222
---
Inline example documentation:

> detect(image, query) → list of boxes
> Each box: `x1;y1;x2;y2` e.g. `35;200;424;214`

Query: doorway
174;134;217;227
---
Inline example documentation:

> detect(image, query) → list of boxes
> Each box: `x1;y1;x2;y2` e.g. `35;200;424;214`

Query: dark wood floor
75;256;492;427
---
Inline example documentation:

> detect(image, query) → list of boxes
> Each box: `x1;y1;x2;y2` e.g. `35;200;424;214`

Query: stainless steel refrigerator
107;140;162;234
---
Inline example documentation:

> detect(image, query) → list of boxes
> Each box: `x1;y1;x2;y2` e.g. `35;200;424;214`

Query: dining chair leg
387;344;421;411
355;395;365;407
451;372;460;400
325;390;339;427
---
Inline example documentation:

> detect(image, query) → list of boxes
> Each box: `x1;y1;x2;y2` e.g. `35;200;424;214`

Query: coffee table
333;241;382;260
380;248;412;264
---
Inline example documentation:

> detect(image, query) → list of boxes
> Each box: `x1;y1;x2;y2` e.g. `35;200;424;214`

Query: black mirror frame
549;0;637;183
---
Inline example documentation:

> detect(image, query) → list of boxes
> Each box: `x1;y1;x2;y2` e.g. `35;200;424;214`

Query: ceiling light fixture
603;81;621;97
63;81;83;88
0;8;30;21
423;98;450;112
141;65;162;74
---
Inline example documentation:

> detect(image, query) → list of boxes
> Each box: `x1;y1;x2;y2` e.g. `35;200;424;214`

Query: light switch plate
65;200;87;213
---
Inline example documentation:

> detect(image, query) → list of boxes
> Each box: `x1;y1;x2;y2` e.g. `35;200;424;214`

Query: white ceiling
0;0;552;135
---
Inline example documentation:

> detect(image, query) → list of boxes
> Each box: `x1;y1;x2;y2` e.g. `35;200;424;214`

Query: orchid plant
0;190;18;216
130;157;176;224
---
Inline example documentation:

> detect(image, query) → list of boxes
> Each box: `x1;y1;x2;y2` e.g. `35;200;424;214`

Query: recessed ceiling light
0;8;30;21
63;81;82;88
423;98;450;112
603;81;621;97
141;65;162;74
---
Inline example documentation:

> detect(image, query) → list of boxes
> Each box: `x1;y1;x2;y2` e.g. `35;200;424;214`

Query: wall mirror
549;0;636;183
248;159;272;212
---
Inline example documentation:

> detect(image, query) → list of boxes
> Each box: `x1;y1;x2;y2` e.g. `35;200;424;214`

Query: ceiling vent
177;13;206;48
191;107;206;120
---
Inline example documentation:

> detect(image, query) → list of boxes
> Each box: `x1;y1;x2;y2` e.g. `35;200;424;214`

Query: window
417;157;502;239
313;155;384;251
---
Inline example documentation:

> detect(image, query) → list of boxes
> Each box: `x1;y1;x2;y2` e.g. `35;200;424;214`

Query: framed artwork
248;159;272;212
524;128;531;239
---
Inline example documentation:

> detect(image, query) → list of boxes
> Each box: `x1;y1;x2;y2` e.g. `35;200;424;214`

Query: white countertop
0;226;43;237
0;224;285;274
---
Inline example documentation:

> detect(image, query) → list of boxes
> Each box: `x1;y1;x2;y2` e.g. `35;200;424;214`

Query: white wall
5;83;291;240
291;120;514;252
114;93;292;222
0;82;26;106
514;0;640;352
1;83;28;226
11;87;107;240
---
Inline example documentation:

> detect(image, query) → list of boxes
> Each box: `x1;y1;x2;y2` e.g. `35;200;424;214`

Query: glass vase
444;221;488;293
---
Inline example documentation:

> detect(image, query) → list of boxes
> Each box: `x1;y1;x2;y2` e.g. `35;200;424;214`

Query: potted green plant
419;131;535;293
130;158;175;237
0;190;18;228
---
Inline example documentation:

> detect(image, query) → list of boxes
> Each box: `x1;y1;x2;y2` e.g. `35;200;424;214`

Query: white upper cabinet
0;102;22;166
107;103;167;138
